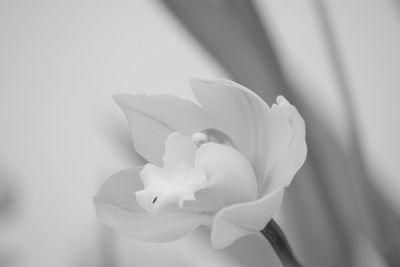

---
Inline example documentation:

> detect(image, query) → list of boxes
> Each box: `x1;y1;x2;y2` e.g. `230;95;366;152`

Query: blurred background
1;0;400;266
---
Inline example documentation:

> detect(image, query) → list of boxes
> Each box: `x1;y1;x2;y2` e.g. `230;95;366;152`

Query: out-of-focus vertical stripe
160;0;400;266
160;1;355;266
312;0;400;265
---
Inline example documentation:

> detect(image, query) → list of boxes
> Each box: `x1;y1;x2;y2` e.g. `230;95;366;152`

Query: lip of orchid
135;130;258;215
135;163;207;215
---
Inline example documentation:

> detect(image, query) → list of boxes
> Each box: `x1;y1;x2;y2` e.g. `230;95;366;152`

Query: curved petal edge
264;96;307;193
210;187;284;249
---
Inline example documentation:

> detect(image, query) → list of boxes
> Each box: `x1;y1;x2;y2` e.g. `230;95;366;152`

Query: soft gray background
0;0;399;266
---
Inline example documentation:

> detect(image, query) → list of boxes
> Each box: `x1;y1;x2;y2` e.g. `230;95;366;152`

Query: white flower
93;79;307;249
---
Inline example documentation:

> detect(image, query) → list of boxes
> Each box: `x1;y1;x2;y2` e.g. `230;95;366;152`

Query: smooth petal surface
263;97;307;193
94;168;213;242
190;79;271;183
195;143;258;205
210;187;284;249
113;94;211;166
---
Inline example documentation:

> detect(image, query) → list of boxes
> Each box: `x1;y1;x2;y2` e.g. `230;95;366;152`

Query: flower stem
261;219;304;267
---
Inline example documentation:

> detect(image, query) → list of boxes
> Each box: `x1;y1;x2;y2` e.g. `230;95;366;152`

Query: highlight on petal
93;168;213;242
210;187;285;249
263;96;307;193
113;94;211;166
190;78;271;183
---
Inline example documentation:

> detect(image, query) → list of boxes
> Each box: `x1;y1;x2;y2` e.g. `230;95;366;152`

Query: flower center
192;128;236;148
135;131;258;215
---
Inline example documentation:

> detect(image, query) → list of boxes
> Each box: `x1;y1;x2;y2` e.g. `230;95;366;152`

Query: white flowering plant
94;78;307;265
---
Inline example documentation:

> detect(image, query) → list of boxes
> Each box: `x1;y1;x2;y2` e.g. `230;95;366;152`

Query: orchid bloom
94;79;307;249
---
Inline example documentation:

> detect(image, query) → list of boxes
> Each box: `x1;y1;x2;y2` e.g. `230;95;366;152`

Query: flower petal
162;132;198;172
263;96;307;193
94;168;214;242
210;187;284;249
113;94;211;166
190;79;271;184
